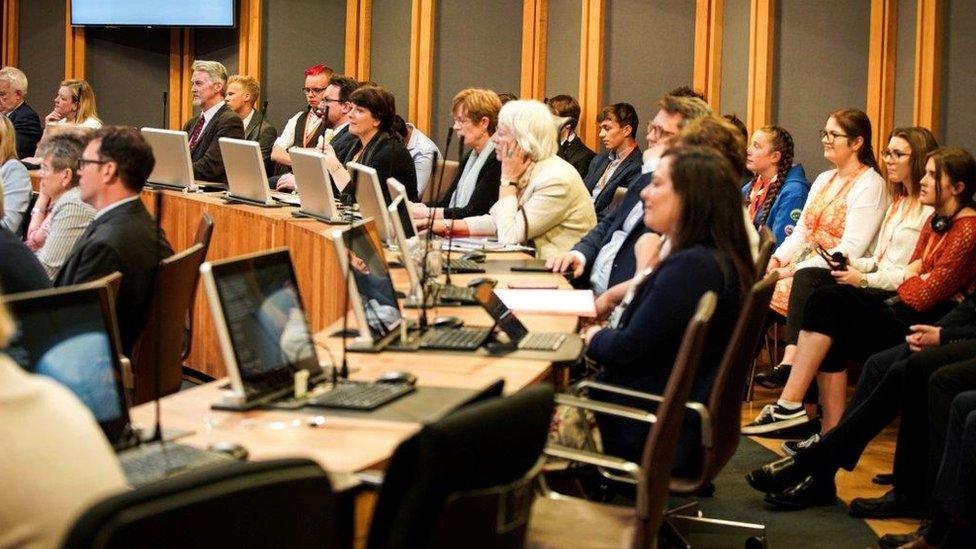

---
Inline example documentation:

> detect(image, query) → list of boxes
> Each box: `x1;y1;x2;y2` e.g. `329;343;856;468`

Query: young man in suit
547;95;595;180
0;66;42;158
181;60;244;183
226;74;277;176
55;126;174;355
583;103;642;220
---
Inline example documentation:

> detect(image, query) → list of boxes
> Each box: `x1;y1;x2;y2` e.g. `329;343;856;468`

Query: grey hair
191;60;228;94
497;100;558;161
37;133;87;186
0;66;28;94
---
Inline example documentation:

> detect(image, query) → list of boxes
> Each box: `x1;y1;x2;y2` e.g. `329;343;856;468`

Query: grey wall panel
18;0;65;115
431;0;522;148
545;0;581;98
85;28;170;128
371;0;412;120
720;0;750;120
772;0;870;175
892;0;916;129
603;0;696;152
941;0;976;152
262;0;345;133
195;28;239;76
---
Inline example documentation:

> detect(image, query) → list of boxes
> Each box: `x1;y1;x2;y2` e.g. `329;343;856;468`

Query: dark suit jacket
243;113;278;176
435;150;501;219
572;171;652;289
0;226;50;293
583;146;643;220
54;198;174;355
344;132;418;202
7;102;42;159
331;125;358;162
557;136;596;180
182;103;244;183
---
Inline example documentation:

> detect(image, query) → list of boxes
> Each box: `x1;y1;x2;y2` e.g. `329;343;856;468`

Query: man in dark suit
583;103;642;220
55;126;174;355
181;60;244;184
547;95;595;180
226;74;277;176
0;226;50;294
0;66;42;158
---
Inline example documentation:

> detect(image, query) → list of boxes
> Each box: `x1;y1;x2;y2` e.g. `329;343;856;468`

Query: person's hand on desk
275;173;297;192
430;219;470;237
545;252;584;279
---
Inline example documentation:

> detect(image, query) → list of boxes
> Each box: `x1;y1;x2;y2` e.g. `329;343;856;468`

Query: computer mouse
208;441;249;460
376;370;418;386
466;277;496;288
432;315;464;329
461;250;487;263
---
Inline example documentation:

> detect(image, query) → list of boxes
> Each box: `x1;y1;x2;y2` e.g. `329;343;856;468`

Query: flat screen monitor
72;0;235;27
387;178;417;239
349;162;393;244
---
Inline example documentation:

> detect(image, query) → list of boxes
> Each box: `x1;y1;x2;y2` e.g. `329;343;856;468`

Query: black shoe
745;456;807;494
872;472;895;485
781;433;821;456
763;474;837;510
849;489;930;519
755;363;792;389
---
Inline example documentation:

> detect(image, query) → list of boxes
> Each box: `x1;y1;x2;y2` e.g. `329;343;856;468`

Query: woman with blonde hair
44;79;102;128
0;115;31;231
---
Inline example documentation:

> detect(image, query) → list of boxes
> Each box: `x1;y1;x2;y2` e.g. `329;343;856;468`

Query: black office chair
365;384;555;549
62;458;340;549
16;191;39;239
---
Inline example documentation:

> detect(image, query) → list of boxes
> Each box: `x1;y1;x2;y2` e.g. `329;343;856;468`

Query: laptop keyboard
419;327;492;350
436;284;477;304
306;382;415;411
443;259;486;274
119;442;237;487
518;333;567;351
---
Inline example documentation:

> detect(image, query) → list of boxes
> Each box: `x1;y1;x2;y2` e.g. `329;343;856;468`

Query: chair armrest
554;394;656;424
355;470;385;490
544;443;642;482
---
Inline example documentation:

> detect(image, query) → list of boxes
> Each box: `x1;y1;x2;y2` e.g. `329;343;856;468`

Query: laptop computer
290;147;347;223
472;283;569;352
3;280;234;486
219;137;281;207
201;248;327;409
141;127;199;191
348;162;394;245
387;178;418;239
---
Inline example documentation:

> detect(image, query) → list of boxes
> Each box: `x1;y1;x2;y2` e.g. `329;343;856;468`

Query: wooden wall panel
577;0;604;149
520;0;548;100
866;0;898;160
693;0;724;110
746;0;773;134
408;0;435;134
719;0;750;120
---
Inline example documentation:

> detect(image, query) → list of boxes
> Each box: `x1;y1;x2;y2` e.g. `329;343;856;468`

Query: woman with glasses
743;125;811;247
0;116;31;232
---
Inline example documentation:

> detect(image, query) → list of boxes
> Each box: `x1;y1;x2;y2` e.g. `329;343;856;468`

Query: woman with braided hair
743;125;811;246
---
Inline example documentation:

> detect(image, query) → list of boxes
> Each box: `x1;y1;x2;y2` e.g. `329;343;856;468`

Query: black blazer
344;132;418;202
243;112;278;176
54;198;174;354
0;226;50;293
182;103;244;183
583;147;643;220
557;137;596;180
7;102;42;159
435;149;501;219
330;125;359;162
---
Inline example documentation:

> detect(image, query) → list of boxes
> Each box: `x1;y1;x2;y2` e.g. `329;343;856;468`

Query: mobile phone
815;243;847;271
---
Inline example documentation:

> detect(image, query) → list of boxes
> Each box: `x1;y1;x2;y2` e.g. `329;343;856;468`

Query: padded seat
528;494;634;549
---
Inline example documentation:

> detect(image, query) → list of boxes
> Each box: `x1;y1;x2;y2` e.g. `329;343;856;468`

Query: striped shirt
35;186;96;279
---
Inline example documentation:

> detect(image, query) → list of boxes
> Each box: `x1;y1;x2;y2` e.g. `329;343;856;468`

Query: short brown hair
546;95;581;131
227;74;260;106
656;95;713;129
598;103;639;139
928;147;976;208
349;85;397;133
452;88;502;133
90;126;155;192
677;115;747;176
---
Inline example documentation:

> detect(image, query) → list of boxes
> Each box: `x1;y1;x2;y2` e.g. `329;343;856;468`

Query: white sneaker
741;403;809;435
781;433;821;456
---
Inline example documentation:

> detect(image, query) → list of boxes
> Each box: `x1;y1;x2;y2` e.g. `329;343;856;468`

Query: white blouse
849;198;932;290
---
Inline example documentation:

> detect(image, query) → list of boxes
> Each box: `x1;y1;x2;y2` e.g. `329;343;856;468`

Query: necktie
188;114;205;150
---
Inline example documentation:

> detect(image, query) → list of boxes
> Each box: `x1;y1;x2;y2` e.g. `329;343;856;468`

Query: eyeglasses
79;157;109;168
302;87;327;96
320;97;342;104
819;130;849;143
882;150;909;161
647;123;675;140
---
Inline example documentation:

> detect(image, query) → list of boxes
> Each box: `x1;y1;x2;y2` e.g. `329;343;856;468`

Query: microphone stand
418;128;454;330
337;247;353;384
162;91;168;129
442;136;465;287
149;190;165;443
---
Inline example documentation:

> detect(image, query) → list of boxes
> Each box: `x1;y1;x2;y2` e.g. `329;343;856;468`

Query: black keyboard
443;258;486;273
518;333;567;351
307;382;415;411
119;443;237;487
436;284;477;304
419;327;492;350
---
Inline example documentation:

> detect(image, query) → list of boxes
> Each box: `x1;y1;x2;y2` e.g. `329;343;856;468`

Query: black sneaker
742;403;810;435
755;363;792;389
781;433;821;456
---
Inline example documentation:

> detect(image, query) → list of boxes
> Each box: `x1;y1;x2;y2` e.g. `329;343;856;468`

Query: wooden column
345;0;372;81
64;0;85;79
168;29;194;129
519;0;548;100
238;0;262;78
913;0;942;135
745;0;774;133
693;0;724;110
408;0;435;133
577;0;604;150
2;0;18;67
866;0;898;162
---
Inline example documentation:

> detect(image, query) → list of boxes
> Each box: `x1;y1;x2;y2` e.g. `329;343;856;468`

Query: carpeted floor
666;437;879;548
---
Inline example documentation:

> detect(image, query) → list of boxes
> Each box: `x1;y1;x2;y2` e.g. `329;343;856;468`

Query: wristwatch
858;276;869;289
500;179;515;188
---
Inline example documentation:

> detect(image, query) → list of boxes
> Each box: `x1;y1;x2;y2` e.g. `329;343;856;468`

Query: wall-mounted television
71;0;235;28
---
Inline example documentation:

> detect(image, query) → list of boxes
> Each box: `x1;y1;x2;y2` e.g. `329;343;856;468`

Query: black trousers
797;340;976;503
784;267;837;345
931;390;976;521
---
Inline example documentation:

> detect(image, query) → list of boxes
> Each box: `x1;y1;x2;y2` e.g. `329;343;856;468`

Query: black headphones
931;213;954;234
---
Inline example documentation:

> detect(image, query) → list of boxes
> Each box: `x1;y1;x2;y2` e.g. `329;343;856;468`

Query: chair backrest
129;242;206;405
367;384;555;549
422;159;460;204
16;191;39;239
61;458;339;549
670;272;777;494
632;292;716;549
754;226;775;276
181;213;214;362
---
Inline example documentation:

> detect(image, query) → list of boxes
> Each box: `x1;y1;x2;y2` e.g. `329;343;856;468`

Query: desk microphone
261;100;269;119
337;246;353;383
442;136;465;286
419;127;454;330
162;91;168;129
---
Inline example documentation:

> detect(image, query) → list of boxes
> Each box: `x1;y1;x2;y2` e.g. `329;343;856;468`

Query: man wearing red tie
181;60;244;183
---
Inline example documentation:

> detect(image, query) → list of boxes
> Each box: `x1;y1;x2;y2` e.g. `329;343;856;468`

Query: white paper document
494;289;596;317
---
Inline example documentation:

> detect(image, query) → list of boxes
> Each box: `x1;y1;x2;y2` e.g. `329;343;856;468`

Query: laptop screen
208;250;322;399
343;223;403;341
5;286;129;445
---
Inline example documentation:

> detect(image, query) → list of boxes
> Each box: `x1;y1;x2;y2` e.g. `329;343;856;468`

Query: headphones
931;213;954;234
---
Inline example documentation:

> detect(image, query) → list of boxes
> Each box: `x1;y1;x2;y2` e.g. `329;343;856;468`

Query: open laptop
348;162;394;245
219;137;281;207
290;147;348;223
471;283;569;352
201;248;327;409
3;280;234;486
141;128;199;191
387;178;418;239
